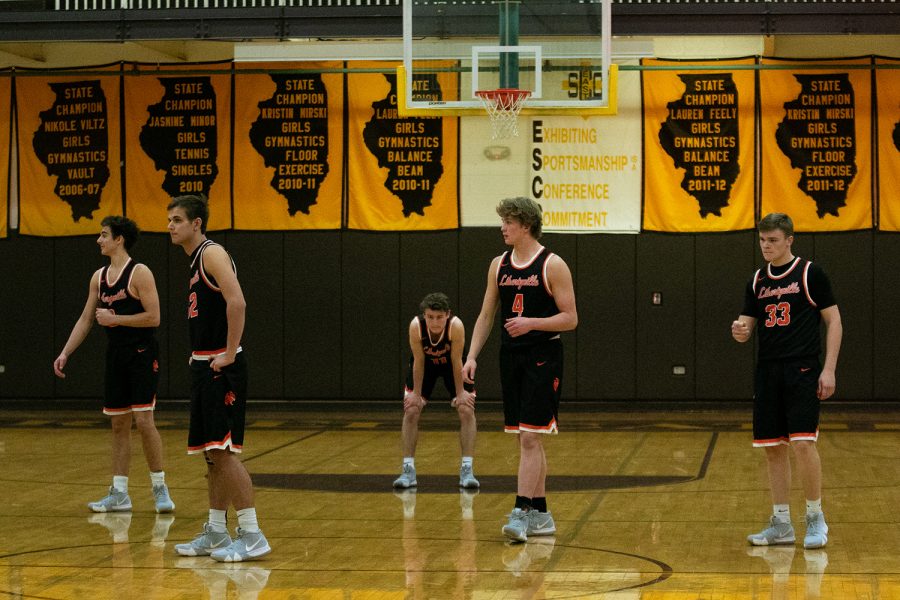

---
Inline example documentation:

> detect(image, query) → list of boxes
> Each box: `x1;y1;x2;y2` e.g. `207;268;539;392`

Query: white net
476;89;531;140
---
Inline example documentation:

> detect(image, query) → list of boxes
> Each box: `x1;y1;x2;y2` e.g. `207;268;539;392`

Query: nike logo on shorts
536;361;546;367
800;367;811;372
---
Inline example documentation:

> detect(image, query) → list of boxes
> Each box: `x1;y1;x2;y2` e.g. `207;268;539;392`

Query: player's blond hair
497;196;542;239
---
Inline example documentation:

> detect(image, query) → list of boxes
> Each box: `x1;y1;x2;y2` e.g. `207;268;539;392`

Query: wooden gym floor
1;401;899;599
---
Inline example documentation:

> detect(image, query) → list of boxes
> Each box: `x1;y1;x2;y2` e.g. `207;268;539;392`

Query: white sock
209;509;228;533
773;504;791;523
806;498;823;516
112;475;129;494
236;507;260;534
461;456;473;468
403;457;415;468
149;471;165;487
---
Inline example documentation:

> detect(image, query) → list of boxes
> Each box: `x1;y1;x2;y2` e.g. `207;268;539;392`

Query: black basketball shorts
187;352;248;455
404;363;476;402
752;356;821;447
103;338;159;415
500;338;563;434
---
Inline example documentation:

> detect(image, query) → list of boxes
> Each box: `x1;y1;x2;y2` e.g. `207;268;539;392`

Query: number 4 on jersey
512;293;524;316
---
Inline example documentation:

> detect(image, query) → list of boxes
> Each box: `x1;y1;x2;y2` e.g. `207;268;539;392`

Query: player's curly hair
758;213;794;238
496;196;542;239
101;215;140;250
419;292;451;314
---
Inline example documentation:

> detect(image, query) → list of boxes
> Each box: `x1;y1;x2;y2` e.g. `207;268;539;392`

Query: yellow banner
760;57;873;231
233;62;342;230
0;73;10;238
346;61;459;231
123;62;232;232
17;65;122;236
876;57;900;231
642;58;756;232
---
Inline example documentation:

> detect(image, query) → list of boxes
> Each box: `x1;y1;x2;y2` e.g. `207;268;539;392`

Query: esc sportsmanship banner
123;62;232;232
233;62;342;230
875;57;900;232
16;65;122;237
346;61;459;231
642;58;756;232
0;73;10;238
532;67;642;234
760;57;873;232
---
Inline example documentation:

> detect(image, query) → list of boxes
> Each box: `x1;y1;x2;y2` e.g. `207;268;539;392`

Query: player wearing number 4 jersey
463;196;577;543
732;213;842;550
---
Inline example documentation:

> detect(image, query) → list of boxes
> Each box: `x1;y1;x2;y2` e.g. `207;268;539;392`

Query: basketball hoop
475;89;531;139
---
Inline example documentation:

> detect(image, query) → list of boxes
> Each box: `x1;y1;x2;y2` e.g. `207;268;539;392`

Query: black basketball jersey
414;314;455;370
98;258;155;346
188;240;235;354
497;247;560;348
741;257;836;361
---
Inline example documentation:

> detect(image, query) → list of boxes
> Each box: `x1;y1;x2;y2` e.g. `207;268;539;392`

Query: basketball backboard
399;0;616;117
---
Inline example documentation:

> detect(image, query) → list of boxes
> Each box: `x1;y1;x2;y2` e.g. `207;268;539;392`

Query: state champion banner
533;66;642;234
642;57;756;232
0;73;10;238
875;57;900;232
760;57;873;232
16;64;123;236
233;62;342;230
123;61;232;232
346;61;459;231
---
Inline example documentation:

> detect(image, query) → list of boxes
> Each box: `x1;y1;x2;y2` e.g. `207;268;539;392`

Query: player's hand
454;391;475;409
53;353;68;378
817;368;836;400
462;359;477;384
95;308;117;327
210;353;235;372
504;316;534;338
404;392;425;410
731;320;750;342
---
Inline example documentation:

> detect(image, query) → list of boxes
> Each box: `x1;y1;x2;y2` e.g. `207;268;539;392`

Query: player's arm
94;264;161;328
54;270;101;378
731;315;756;343
818;305;842;400
204;245;246;371
503;254;578;338
406;318;426;409
450;317;474;408
463;256;501;384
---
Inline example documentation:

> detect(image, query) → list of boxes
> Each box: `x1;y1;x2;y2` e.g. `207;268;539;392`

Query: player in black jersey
53;216;174;517
167;195;271;562
732;213;842;550
463;197;578;543
393;293;478;496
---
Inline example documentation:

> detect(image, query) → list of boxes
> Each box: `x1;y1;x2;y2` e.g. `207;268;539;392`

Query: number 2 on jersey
188;292;199;318
764;302;790;327
512;293;524;316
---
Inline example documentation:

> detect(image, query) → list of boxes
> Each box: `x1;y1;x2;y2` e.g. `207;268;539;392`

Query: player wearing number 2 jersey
732;213;842;550
463;196;577;543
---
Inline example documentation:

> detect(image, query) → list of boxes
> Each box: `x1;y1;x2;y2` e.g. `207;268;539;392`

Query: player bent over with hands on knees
394;292;479;490
732;212;842;550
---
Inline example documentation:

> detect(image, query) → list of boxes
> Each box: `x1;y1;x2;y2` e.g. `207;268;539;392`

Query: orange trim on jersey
541;253;556;296
103;257;133;288
506;246;546;270
802;262;817;307
767;257;801;280
187;432;243;454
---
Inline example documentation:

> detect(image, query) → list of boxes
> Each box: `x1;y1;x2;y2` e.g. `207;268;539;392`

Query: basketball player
167;195;271;562
53;216;174;515
732;213;842;549
463;196;578;542
393;292;478;490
